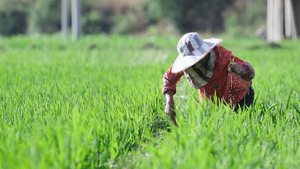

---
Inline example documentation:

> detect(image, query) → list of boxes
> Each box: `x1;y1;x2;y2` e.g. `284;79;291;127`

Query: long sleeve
240;62;255;81
162;65;184;95
217;46;255;81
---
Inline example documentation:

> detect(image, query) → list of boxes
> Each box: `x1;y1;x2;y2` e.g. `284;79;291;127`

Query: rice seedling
0;35;299;168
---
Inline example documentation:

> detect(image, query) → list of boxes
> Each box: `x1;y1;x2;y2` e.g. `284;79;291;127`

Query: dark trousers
234;85;255;112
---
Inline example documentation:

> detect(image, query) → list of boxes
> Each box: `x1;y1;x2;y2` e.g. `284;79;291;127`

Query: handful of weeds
228;58;234;73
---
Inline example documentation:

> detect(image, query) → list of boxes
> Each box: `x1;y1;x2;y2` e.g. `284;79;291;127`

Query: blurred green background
0;0;267;38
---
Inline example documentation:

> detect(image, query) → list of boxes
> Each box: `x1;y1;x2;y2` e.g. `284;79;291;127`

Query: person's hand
165;102;178;127
229;63;245;76
171;116;178;127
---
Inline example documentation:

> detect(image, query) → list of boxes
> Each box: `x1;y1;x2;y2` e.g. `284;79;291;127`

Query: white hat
172;32;222;73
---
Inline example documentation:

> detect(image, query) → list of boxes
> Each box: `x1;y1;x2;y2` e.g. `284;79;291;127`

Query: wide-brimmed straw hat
172;32;222;73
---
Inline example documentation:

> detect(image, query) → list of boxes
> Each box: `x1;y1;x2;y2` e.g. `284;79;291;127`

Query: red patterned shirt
162;45;255;107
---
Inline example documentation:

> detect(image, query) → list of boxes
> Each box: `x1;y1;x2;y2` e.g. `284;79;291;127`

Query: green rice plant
0;35;299;168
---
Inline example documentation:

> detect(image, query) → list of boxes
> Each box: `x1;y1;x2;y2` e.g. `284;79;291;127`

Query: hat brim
171;38;222;73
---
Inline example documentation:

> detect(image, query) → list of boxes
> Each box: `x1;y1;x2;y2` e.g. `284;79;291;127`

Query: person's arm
162;65;184;126
164;90;178;126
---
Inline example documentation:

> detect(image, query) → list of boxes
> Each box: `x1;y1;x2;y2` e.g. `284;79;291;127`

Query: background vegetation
0;0;267;37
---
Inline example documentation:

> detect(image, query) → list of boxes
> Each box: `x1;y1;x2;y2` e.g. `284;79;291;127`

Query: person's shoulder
216;45;229;50
214;45;232;54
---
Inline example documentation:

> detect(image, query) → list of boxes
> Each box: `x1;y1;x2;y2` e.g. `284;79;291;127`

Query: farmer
162;32;255;126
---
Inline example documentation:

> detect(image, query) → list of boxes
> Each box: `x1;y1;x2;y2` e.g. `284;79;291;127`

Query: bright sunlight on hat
172;32;222;73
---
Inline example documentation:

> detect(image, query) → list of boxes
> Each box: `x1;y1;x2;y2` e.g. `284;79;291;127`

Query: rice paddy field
0;34;299;169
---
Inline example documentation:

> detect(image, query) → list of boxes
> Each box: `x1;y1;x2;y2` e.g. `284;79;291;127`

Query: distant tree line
148;0;235;33
0;0;266;36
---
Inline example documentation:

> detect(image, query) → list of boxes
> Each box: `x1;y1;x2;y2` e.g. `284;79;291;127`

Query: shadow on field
27;44;38;49
140;42;161;50
245;42;284;50
88;44;97;50
0;46;5;51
